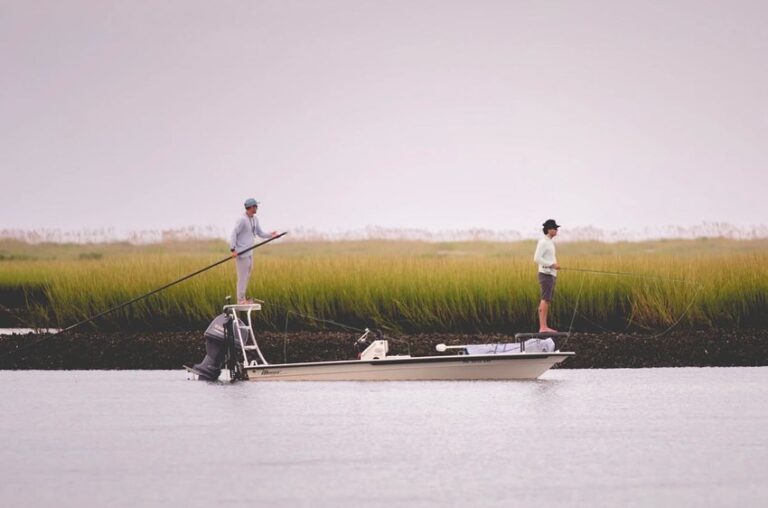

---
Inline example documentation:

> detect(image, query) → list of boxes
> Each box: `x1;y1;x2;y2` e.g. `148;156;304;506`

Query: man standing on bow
533;219;561;332
230;198;277;304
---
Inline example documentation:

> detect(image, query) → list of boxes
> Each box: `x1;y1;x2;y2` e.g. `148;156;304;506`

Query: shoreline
1;328;766;370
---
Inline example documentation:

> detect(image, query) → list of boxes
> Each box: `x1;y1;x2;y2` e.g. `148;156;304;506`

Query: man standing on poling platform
533;219;561;332
230;198;277;304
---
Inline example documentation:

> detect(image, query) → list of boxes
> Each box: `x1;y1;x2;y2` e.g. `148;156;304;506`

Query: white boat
187;304;574;382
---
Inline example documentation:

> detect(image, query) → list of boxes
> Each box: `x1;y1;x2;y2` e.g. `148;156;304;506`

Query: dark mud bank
1;328;766;370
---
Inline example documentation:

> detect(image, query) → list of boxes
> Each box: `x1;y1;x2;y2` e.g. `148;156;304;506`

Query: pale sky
1;0;766;238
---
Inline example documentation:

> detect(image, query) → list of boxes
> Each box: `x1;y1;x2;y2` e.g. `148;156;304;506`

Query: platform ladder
224;303;269;367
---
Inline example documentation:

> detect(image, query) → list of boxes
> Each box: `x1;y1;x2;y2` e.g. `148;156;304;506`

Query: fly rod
48;232;288;338
558;267;697;285
557;266;702;340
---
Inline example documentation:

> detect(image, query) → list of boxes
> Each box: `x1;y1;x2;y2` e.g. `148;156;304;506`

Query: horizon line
1;222;767;245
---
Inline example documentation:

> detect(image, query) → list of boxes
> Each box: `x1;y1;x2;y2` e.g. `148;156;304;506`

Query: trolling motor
353;328;371;358
354;328;390;360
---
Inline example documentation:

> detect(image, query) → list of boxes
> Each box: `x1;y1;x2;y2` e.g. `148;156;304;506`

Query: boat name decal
260;369;282;376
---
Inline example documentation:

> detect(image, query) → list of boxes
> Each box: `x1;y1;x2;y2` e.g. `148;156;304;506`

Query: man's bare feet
539;327;558;333
238;298;254;305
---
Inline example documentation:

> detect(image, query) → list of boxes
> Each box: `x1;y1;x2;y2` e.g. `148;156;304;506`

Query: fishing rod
0;303;33;328
558;265;702;341
559;267;698;285
284;309;366;334
47;232;289;339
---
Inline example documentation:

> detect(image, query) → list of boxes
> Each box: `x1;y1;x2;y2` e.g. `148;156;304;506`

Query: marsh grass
0;239;766;332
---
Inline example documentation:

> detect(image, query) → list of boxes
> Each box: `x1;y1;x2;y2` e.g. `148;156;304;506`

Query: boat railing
223;304;267;367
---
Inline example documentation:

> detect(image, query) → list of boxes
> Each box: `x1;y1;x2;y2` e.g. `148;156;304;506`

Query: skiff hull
242;352;574;381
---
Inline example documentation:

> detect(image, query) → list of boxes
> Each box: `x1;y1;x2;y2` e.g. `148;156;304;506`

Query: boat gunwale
244;352;575;371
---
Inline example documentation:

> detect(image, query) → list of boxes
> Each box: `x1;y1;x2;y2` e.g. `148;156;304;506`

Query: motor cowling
192;313;240;381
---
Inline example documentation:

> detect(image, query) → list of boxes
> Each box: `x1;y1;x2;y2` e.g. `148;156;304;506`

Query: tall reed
1;248;765;332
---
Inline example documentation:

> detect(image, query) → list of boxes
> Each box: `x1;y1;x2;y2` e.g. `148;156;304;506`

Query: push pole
48;232;288;338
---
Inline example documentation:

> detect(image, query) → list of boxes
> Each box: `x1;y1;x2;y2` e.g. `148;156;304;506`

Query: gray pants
538;273;557;302
235;255;253;301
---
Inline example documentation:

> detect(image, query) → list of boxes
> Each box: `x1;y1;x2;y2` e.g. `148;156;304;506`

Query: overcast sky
1;0;766;238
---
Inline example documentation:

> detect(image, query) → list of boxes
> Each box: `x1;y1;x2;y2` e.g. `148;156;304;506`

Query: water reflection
0;369;766;507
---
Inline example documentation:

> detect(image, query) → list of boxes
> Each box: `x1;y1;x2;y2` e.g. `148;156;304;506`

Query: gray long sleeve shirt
230;213;271;256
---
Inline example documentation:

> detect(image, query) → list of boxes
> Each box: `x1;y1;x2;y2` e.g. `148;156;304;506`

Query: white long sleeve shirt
230;213;271;256
533;237;558;276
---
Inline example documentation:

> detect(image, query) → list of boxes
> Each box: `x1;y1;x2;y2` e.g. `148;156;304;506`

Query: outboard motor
191;313;235;381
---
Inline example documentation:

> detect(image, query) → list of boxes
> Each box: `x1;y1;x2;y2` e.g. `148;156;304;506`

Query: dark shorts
538;273;556;302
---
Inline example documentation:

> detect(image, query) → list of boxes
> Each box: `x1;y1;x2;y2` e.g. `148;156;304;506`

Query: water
0;368;766;507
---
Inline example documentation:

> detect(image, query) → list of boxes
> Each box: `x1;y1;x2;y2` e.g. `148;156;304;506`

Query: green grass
0;238;766;332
